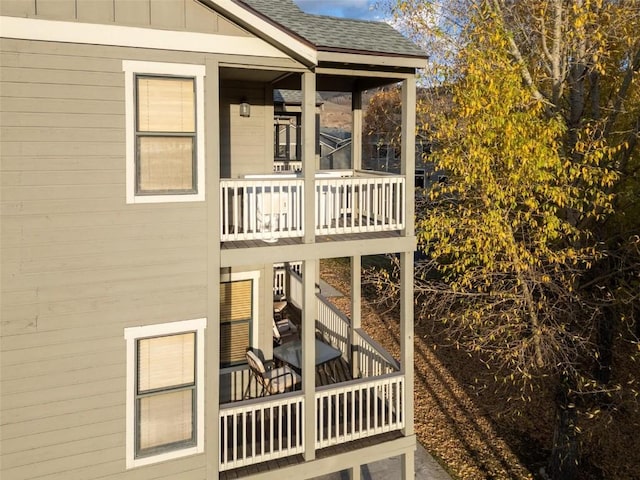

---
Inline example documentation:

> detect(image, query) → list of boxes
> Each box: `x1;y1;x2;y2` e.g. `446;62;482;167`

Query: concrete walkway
311;441;452;480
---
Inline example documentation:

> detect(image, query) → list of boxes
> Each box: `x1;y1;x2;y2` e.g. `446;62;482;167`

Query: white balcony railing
220;171;405;242
219;374;404;470
220;177;304;242
273;262;302;297
218;267;404;471
315;171;405;236
288;269;399;377
273;160;303;172
315;373;405;449
219;393;304;471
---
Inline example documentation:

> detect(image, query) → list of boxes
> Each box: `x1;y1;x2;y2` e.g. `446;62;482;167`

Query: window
219;271;260;367
136;76;196;194
220;279;253;366
123;61;205;203
124;318;206;468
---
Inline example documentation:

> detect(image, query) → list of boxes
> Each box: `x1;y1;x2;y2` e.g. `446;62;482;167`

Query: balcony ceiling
220;66;408;92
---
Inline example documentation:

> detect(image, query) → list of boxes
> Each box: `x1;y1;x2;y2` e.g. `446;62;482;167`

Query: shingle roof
274;89;323;105
238;0;426;58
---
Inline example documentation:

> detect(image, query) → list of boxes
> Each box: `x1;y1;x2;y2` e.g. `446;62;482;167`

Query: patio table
272;338;341;373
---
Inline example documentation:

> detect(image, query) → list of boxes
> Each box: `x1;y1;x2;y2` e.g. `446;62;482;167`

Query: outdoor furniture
273;339;342;384
246;349;301;397
273;300;287;322
273;318;298;346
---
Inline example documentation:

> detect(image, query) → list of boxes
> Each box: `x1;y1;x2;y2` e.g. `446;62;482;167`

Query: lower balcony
218;269;405;472
220;170;405;242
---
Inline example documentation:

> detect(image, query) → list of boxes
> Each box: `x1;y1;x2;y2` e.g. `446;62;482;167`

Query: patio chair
246;349;301;396
273;317;298;347
273;300;287;322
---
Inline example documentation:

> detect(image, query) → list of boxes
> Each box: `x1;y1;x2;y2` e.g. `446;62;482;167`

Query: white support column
401;76;416;442
302;71;316;243
302;259;317;461
263;264;275;360
350;255;361;378
351;91;362;170
348;466;362;480
205;58;221;478
401;76;416;238
400;251;414;437
401;449;415;480
265;84;275;170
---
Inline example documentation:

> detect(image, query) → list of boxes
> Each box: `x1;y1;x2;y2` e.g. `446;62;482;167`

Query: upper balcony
220;169;405;243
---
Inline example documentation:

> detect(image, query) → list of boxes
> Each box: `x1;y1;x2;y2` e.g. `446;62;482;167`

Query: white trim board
0;15;304;61
205;0;316;66
124;318;207;469
123;61;206;204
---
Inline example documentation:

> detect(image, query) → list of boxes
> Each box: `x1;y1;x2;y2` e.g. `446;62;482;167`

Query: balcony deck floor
219;431;405;479
221;230;402;250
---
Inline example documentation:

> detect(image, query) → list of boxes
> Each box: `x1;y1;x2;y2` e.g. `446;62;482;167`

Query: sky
293;0;383;21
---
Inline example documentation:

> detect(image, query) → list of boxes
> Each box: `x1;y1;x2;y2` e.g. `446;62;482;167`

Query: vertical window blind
220;279;253;366
136;332;196;454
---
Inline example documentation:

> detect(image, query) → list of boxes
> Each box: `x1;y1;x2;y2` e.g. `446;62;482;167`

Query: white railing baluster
220;186;226;238
219;394;305;471
312;374;404;450
220;178;304;242
221;172;403;241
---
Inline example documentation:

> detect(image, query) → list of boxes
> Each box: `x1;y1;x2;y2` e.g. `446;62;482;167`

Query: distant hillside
319;91;377;132
320;94;352;131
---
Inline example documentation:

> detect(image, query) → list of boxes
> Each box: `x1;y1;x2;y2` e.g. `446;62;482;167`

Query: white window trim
123;61;206;204
124;318;206;469
220;270;261;349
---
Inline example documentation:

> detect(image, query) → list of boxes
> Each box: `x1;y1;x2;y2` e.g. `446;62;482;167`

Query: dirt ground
319;257;640;480
320;258;540;480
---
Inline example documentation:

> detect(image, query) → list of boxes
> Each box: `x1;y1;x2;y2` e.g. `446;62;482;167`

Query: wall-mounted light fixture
239;98;251;117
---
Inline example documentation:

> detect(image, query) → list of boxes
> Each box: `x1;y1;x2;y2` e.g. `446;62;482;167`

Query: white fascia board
0;15;293;59
209;0;317;66
318;51;427;70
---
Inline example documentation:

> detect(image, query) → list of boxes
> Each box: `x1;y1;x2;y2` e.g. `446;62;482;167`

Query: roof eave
198;0;317;67
317;50;428;70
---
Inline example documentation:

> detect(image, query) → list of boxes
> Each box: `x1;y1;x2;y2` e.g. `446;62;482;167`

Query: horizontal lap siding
220;82;272;178
0;39;208;479
0;0;250;37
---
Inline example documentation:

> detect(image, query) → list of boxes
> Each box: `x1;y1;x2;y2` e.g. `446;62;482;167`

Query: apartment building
0;1;426;478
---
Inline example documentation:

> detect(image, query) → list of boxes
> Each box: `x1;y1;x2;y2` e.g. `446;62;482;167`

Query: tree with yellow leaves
370;1;639;478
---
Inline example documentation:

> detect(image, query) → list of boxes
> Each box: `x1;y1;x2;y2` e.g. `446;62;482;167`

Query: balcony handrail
219;389;303;410
315;370;404;393
314;372;405;449
219;392;305;471
286;269;399;378
220;178;304;242
315;174;405;235
354;328;400;371
353;168;404;177
219;371;405;469
220;171;404;241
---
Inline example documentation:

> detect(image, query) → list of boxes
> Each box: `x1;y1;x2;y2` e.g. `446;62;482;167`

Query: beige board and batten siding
0;0;252;37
